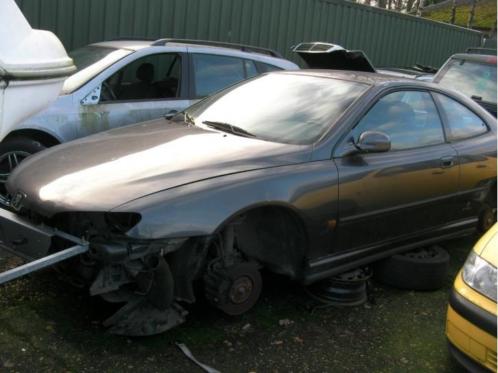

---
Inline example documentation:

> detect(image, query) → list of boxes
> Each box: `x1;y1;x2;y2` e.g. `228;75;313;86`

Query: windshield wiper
202;121;256;138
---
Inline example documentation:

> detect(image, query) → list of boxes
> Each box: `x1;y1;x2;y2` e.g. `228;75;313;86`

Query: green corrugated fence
16;0;482;68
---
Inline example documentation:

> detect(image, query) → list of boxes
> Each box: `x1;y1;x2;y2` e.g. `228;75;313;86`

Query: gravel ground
0;236;476;373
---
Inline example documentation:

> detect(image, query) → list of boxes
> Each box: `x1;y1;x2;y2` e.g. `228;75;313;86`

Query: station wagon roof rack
151;38;283;58
108;36;156;42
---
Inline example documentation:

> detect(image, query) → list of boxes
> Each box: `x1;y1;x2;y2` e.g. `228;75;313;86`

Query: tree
491;20;497;38
415;0;425;16
450;0;457;24
467;0;478;28
377;0;387;9
406;0;416;13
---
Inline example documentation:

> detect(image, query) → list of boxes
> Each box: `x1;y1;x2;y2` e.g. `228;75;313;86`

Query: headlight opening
462;251;497;302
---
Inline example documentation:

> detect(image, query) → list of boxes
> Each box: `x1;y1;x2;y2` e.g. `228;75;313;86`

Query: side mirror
80;85;101;106
355;131;391;153
164;110;178;120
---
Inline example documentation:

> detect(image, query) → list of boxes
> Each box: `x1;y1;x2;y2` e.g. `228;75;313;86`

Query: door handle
440;156;455;168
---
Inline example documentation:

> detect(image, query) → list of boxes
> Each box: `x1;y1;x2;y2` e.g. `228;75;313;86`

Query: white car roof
89;39;298;69
91;40;153;51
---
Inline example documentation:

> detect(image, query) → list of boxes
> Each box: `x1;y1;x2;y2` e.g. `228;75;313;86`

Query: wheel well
4;129;60;147
223;205;309;279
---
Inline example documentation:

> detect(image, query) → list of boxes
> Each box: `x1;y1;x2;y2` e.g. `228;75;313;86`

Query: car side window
192;54;256;97
351;91;445;151
434;93;488;141
100;53;181;102
256;62;283;73
245;60;258;78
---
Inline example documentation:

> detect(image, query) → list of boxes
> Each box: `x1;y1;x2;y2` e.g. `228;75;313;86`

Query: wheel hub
229;276;254;304
306;267;372;306
0;150;31;203
204;262;262;316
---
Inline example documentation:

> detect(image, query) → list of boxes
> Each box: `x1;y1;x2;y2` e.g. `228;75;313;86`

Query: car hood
7;119;311;217
474;224;498;267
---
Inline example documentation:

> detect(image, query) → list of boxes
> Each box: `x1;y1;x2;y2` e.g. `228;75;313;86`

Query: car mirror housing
80;85;101;106
355;131;391;153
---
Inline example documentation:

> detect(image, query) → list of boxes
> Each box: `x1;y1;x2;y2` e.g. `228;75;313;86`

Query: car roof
275;70;456;97
91;40;154;51
90;38;281;57
449;53;497;65
88;39;297;69
278;69;416;85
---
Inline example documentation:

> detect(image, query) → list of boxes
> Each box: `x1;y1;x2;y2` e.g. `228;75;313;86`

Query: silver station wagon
0;38;297;199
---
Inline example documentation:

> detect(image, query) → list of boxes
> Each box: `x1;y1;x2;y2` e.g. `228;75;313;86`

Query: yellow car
447;224;497;372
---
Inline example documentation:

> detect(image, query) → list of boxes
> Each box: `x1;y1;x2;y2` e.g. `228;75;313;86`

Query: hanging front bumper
0;207;88;285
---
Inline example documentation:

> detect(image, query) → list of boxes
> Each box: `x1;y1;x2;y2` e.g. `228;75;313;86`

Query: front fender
15;95;77;143
113;160;339;257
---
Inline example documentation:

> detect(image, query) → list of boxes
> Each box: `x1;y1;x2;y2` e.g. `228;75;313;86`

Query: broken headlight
462;251;497;302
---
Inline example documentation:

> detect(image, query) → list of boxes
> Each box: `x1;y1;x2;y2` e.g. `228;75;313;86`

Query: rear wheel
0;136;46;203
478;203;496;234
373;246;450;291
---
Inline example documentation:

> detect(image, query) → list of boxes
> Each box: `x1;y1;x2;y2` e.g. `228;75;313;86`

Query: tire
478;203;496;234
0;136;46;198
0;136;46;158
373;246;450;291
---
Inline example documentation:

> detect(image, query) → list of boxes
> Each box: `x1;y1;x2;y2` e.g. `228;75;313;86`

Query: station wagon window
435;93;488;141
352;91;445;151
256;62;283;73
192;54;258;97
245;60;258;78
100;53;182;102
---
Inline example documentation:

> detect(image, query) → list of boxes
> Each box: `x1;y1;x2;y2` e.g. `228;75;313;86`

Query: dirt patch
0;237;474;372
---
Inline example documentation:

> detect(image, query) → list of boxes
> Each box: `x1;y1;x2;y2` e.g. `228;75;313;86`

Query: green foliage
424;0;497;29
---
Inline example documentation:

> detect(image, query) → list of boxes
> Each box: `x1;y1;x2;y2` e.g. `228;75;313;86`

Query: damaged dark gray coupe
0;71;496;336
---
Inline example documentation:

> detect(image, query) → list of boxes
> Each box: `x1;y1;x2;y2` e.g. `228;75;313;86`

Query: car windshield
62;46;132;94
185;73;368;145
437;58;497;103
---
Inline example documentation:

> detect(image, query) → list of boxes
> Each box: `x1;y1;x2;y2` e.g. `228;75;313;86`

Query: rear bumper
446;289;497;372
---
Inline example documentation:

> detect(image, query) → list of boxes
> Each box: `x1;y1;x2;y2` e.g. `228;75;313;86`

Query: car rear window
436;58;497;103
435;93;488;141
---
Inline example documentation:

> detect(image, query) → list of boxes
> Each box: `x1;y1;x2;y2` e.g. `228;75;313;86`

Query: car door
77;52;190;138
334;89;460;252
433;93;497;221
